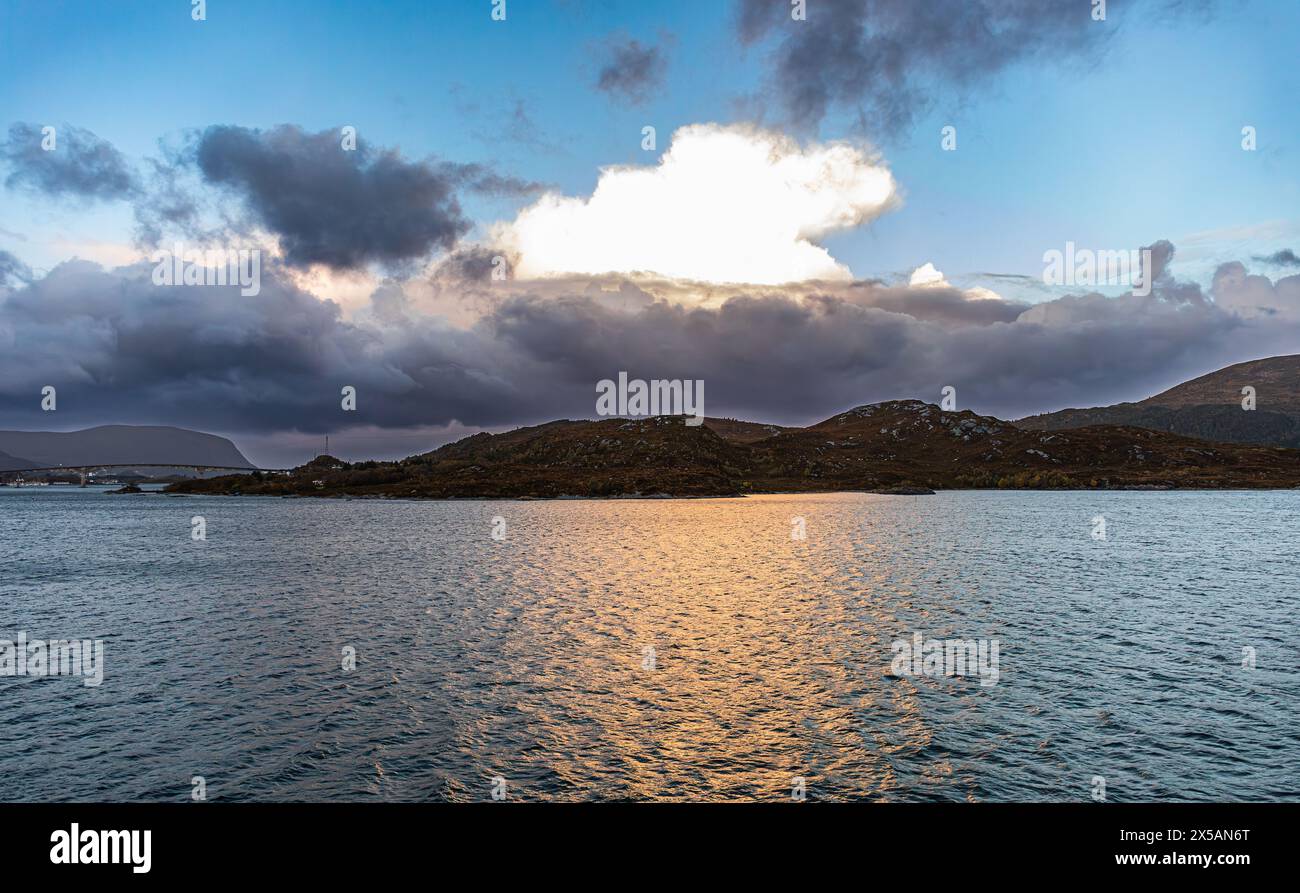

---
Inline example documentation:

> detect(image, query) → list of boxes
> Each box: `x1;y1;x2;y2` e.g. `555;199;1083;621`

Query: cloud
907;262;1003;302
0;122;138;201
594;35;670;105
192;124;474;270
472;251;1290;424
4;243;1299;463
1253;248;1300;268
133;149;204;247
735;0;1199;133
450;86;568;155
435;161;545;198
0;118;544;274
494;123;898;284
0;250;31;287
1212;262;1300;319
0;259;542;440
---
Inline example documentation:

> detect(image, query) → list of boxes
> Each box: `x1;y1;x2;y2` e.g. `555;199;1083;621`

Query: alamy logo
1042;242;1153;297
0;631;103;686
890;632;1000;687
152;242;262;296
596;372;704;426
50;824;150;874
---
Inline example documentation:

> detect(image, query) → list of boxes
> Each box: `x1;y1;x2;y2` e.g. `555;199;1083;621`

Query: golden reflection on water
465;493;948;801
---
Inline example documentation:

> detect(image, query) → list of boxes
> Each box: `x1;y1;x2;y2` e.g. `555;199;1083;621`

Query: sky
1;0;1298;466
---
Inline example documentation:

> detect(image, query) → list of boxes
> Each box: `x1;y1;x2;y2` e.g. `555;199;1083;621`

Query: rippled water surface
1;487;1297;802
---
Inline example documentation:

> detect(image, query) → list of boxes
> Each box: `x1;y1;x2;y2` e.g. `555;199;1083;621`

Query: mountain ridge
1017;355;1300;447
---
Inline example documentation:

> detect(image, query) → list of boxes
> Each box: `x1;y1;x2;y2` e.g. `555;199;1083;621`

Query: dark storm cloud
478;265;1277;425
3;244;1298;447
594;35;670;105
1253;248;1300;267
0;119;541;256
735;0;1208;133
0;122;138;200
0;259;543;435
192;125;473;270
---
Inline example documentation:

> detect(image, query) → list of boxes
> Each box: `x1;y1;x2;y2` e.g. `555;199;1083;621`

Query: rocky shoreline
167;400;1300;500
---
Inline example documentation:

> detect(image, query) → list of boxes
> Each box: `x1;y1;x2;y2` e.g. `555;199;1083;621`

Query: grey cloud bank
2;244;1298;465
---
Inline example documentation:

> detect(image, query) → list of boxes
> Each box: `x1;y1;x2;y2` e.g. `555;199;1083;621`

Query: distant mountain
0;447;36;472
1017;355;1300;447
0;425;254;471
170;399;1300;498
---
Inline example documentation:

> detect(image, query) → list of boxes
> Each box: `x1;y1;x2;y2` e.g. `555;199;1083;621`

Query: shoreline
130;484;1300;502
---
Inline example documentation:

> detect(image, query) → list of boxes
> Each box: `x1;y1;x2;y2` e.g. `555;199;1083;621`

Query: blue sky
2;0;1296;294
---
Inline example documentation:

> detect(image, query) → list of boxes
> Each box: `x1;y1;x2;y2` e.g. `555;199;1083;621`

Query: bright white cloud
494;123;898;285
908;261;1003;301
908;262;946;288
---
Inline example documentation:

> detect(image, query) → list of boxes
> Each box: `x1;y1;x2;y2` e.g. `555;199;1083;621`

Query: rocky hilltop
1018;355;1300;448
167;400;1300;499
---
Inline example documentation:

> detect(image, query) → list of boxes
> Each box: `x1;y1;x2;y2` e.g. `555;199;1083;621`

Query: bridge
0;464;291;485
